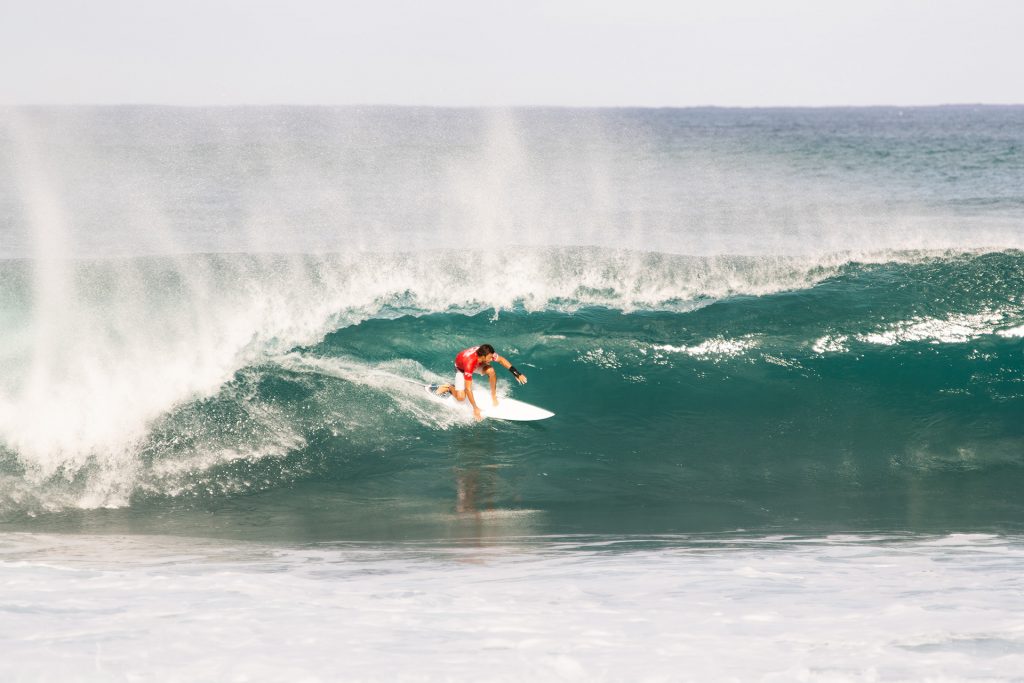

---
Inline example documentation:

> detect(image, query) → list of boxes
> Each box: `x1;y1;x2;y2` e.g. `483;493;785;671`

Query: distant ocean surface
1;106;1023;680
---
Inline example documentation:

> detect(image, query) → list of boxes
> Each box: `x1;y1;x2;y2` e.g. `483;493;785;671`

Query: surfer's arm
465;380;483;419
495;355;527;385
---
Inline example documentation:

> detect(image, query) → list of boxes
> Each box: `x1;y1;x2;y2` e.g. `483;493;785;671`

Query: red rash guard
455;346;503;381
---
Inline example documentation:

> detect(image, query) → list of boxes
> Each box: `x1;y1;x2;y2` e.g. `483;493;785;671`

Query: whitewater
1;106;1023;680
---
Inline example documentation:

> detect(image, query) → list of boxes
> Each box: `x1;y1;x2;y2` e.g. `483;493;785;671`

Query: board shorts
453;363;492;391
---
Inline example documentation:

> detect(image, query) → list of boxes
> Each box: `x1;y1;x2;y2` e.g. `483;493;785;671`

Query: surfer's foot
434;384;451;396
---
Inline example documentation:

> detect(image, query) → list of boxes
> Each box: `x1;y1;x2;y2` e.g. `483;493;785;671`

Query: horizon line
4;102;1024;110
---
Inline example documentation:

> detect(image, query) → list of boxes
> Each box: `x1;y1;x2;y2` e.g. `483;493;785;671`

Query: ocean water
1;106;1024;680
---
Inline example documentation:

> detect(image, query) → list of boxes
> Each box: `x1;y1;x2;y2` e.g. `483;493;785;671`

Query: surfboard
424;385;554;421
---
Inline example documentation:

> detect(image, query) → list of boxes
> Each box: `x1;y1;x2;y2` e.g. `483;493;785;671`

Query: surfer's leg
451;371;467;401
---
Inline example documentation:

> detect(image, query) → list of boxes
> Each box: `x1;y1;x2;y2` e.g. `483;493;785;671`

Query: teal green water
3;252;1023;540
1;107;1023;541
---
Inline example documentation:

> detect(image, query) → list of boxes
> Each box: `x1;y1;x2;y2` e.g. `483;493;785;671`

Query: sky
2;0;1022;107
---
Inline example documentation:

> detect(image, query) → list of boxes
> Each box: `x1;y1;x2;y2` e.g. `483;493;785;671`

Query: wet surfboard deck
425;385;555;421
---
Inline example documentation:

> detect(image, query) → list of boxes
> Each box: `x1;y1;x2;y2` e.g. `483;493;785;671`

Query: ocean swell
0;249;1021;520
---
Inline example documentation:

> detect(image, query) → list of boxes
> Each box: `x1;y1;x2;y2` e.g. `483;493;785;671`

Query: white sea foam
653;336;758;358
813;310;1024;354
578;347;622;369
2;532;1024;682
276;353;472;430
812;334;850;354
858;311;1007;346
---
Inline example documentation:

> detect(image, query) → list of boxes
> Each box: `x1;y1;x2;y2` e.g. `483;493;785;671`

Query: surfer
435;344;528;421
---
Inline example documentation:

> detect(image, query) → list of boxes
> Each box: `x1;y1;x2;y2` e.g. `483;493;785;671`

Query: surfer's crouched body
436;344;528;421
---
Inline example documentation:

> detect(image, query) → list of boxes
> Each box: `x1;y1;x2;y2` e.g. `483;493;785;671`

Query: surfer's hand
516;373;528;385
473;407;483;421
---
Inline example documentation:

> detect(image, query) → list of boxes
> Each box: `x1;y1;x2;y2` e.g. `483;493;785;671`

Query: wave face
1;106;1023;537
1;251;1022;535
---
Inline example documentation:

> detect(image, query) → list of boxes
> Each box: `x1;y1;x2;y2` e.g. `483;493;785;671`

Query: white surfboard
424;385;554;421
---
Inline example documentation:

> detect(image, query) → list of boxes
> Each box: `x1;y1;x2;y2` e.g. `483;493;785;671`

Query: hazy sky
2;0;1022;106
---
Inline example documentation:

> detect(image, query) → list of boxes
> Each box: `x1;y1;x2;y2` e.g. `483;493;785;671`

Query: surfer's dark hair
478;344;495;356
